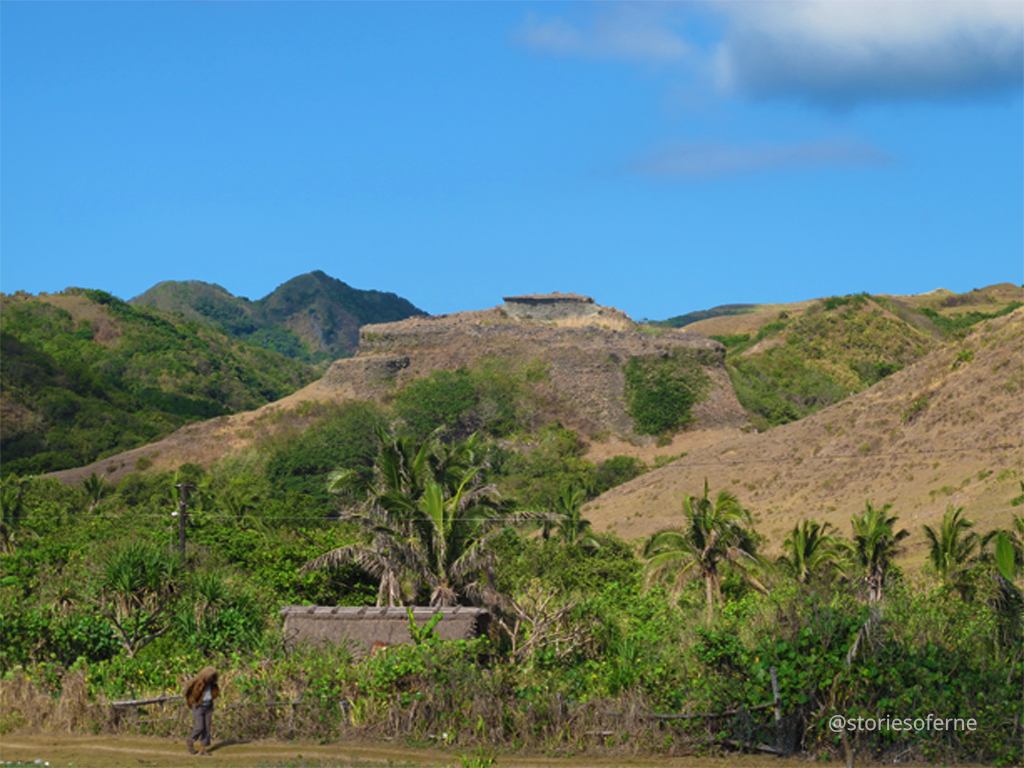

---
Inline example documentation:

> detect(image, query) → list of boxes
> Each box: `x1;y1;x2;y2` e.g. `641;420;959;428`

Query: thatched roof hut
280;605;490;657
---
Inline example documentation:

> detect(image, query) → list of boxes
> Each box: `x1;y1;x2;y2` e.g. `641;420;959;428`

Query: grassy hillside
587;306;1024;551
664;286;1022;429
0;289;317;476
131;270;426;362
720;294;936;428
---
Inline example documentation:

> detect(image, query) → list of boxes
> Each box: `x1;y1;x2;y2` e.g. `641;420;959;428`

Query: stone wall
502;293;600;321
280;606;490;657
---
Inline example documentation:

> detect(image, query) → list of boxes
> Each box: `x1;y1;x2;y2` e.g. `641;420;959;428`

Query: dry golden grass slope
586;308;1024;562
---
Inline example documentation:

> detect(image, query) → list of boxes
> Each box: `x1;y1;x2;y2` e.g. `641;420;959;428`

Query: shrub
493;424;594;511
623;352;710;435
266;402;384;501
593;456;647;495
392;360;538;442
393;369;479;441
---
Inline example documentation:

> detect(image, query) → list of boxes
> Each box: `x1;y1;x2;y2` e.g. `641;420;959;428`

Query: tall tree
313;430;543;606
643;480;766;621
98;541;182;657
554;485;599;550
777;519;850;584
851;502;909;603
923;505;979;598
308;473;541;607
327;426;487;511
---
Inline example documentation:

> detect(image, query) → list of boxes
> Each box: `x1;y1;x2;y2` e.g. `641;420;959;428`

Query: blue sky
2;2;1021;320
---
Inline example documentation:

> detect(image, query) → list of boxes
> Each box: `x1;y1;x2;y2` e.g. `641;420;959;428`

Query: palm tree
554;485;599;549
980;513;1024;647
80;472;110;514
313;429;544;606
643;480;766;621
985;512;1024;583
922;505;979;598
777;519;850;584
308;473;541;607
408;479;515;606
323;427;482;604
851;501;909;603
327;426;485;510
214;477;265;531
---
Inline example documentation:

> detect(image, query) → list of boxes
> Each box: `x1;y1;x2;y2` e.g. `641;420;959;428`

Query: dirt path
0;732;887;768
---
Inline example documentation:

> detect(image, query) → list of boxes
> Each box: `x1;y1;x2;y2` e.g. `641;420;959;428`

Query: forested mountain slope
130;270;425;362
1;289;317;475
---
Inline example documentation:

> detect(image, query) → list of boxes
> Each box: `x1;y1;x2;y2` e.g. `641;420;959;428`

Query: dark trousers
190;703;213;747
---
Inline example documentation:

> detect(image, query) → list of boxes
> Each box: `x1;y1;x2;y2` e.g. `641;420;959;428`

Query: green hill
0;288;317;476
131;271;426;362
698;288;1023;428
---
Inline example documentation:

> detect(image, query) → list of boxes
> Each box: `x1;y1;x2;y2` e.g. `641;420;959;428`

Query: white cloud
632;139;894;178
515;7;691;65
515;1;1023;105
714;1;1024;105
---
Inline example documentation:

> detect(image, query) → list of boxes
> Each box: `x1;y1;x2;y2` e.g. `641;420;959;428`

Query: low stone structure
502;293;599;321
280;605;490;657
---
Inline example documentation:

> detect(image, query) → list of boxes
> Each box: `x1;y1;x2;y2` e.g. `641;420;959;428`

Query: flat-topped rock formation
308;296;749;438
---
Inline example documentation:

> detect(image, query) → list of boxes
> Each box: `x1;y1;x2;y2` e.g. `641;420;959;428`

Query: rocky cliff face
305;302;750;439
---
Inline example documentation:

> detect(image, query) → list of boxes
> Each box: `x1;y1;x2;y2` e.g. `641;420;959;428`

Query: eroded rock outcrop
316;296;749;439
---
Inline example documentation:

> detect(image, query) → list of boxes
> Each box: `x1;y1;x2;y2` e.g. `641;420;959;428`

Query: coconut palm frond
642;480;764;620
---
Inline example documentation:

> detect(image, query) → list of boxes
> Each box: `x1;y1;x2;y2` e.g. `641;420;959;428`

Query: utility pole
173;482;195;556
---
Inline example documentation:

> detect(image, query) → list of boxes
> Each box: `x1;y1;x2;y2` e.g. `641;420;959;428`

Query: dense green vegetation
916;301;1023;337
1;291;317;476
623;350;711;436
2;362;1021;763
673;290;1023;431
131;270;426;363
2;286;1022;761
719;295;934;428
391;358;545;443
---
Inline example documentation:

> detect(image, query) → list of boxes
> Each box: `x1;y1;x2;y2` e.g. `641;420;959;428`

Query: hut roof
502;293;594;303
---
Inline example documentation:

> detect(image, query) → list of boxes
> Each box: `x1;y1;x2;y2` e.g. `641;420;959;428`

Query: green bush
266;402;384;502
593;456;647;495
392;359;540;442
728;350;848;427
623;351;710;435
492;424;594;511
393;368;479;441
0;609;120;669
919;302;1023;336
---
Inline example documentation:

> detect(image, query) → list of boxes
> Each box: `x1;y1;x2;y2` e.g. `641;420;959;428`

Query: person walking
184;666;219;756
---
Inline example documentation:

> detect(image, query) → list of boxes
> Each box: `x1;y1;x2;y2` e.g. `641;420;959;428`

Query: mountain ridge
130;270;426;362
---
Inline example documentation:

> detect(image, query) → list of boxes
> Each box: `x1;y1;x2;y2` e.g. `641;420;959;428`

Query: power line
13;506;1023;521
